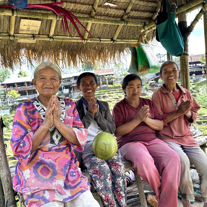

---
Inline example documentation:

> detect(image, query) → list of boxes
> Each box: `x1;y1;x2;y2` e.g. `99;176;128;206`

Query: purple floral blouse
10;98;90;207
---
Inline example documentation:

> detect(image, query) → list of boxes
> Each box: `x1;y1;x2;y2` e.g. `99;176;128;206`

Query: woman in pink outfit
112;74;181;207
152;60;207;207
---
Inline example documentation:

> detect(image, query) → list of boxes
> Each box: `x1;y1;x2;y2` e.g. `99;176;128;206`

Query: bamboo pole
141;0;203;32
167;52;172;61
203;5;207;92
112;0;135;41
178;0;190;90
49;0;61;37
58;0;158;8
0;118;16;207
9;15;15;35
83;0;99;40
0;8;143;27
0;33;139;44
187;4;207;37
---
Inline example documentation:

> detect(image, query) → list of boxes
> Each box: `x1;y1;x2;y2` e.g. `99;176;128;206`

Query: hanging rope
0;2;92;40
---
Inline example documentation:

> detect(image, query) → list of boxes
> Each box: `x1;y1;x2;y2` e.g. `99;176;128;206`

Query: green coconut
92;132;118;160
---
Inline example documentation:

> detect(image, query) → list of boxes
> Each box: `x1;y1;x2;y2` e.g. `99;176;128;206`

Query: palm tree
18;71;28;78
6;90;21;104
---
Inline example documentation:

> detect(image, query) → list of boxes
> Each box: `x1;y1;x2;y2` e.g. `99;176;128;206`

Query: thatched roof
0;0;203;69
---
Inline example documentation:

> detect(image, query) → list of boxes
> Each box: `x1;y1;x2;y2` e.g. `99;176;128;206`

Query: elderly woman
76;72;127;207
10;62;99;207
112;74;181;207
152;60;207;207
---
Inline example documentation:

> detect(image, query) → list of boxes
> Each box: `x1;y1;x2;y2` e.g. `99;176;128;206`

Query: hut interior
0;0;205;71
0;1;207;206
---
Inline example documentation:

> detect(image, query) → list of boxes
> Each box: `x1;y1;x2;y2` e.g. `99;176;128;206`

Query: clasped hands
136;105;150;123
177;99;192;118
43;95;62;129
88;97;97;115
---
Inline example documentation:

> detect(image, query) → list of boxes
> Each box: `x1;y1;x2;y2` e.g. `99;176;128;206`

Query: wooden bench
10;161;148;207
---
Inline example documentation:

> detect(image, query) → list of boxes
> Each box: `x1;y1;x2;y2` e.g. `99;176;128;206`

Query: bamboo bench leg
133;169;148;207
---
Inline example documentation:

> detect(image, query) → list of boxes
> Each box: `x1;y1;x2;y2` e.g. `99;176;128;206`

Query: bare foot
203;202;207;207
182;198;193;207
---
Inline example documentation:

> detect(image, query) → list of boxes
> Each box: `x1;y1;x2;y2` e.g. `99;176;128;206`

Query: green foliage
82;60;102;71
0;88;6;102
18;71;28;78
82;61;95;71
6;90;21;100
194;93;207;108
199;55;206;63
194;80;207;91
113;83;121;87
0;68;10;84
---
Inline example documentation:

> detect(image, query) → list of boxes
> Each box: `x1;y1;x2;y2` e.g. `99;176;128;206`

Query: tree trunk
0;118;16;207
0;178;5;207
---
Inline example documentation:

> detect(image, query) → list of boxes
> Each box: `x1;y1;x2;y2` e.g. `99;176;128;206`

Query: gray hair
160;61;179;74
33;62;62;80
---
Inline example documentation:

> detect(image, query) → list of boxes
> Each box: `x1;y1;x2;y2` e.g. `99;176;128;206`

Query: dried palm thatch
0;0;204;69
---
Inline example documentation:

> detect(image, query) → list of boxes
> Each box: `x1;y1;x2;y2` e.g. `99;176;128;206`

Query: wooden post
167;52;172;61
9;15;15;35
133;169;148;207
49;0;61;37
0;118;16;207
177;0;190;90
204;6;207;92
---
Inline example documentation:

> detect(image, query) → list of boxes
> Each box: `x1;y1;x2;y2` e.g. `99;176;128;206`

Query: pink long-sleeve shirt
152;84;200;147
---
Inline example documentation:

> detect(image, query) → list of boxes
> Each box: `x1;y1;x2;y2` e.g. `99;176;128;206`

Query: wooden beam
141;0;203;32
9;15;15;35
112;0;135;41
49;0;61;37
32;0;158;8
0;33;139;44
187;4;207;36
0;8;143;27
83;0;99;40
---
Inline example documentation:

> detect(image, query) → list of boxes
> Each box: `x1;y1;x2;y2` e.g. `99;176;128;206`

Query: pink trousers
119;138;181;207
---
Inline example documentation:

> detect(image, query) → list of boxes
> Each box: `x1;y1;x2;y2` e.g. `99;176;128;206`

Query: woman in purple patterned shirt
10;62;99;207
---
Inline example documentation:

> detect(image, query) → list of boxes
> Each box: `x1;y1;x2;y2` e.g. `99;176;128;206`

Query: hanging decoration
0;2;92;39
134;35;160;76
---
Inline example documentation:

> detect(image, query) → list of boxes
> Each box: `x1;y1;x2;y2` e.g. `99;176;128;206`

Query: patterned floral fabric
83;154;127;207
10;98;90;207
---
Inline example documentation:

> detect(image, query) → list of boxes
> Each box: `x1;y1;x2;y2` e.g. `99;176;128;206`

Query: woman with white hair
10;62;99;207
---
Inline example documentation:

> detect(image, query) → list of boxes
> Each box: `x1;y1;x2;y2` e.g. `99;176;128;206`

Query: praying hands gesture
177;99;192;119
42;95;62;129
136;105;149;122
88;97;97;115
51;95;62;127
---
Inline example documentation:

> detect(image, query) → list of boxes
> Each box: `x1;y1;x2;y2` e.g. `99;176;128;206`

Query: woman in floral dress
11;62;99;207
